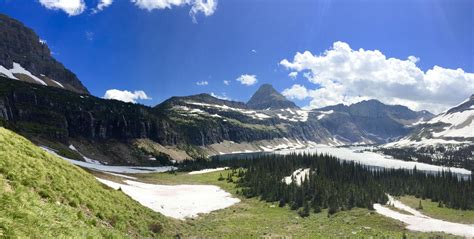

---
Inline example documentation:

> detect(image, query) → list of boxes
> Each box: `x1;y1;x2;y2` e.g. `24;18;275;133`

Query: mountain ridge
0;76;435;164
0;14;89;94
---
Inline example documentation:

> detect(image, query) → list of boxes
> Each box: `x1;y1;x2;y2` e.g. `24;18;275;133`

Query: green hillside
0;127;176;238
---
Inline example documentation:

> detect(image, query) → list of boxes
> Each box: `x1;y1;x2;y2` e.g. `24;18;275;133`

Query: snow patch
0;65;18;79
316;110;334;120
41;146;176;174
10;63;47;86
374;196;474;237
51;80;65;88
283;168;310;186
96;178;240;220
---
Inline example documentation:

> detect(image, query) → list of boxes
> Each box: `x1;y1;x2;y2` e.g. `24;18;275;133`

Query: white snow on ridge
276;146;471;175
384;137;471;148
316;110;334;120
431;111;474;138
51;80;65;88
96;178;240;220
374;196;474;237
0;65;18;79
10;63;47;86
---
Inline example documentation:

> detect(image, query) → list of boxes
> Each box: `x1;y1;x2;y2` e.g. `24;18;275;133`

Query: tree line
179;153;473;217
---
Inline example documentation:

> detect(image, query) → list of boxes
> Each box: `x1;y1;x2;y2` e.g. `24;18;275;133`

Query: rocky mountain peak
0;14;89;94
247;84;299;110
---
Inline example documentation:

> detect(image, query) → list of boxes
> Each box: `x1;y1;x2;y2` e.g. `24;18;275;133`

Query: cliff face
0;77;433;164
317;100;434;143
0;14;89;94
0;77;171;143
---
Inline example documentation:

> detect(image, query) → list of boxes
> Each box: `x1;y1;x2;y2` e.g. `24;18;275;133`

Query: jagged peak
247;84;299;110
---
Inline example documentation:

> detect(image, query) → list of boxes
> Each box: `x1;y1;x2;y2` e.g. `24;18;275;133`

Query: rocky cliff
0;14;89;94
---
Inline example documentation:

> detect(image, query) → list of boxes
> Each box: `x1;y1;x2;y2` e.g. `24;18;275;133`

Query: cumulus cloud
288;72;298;79
39;0;86;16
131;0;217;22
93;0;113;13
236;74;257;86
282;84;309;101
280;41;474;113
103;89;151;103
211;92;230;100
196;80;208;86
223;80;230;85
37;0;217;20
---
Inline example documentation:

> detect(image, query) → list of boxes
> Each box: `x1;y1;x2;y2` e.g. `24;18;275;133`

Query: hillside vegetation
0;127;176;238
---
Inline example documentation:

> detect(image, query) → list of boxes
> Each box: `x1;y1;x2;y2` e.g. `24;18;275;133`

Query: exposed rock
0;14;89;94
247;84;299;110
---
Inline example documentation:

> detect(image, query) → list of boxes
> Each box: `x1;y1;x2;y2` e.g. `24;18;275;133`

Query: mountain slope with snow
0;14;89;94
386;95;474;148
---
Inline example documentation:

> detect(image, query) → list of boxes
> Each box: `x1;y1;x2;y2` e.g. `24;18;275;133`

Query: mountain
0;14;89;94
247;84;299;110
0;76;435;164
317;100;434;143
386;95;474;148
0;127;172;237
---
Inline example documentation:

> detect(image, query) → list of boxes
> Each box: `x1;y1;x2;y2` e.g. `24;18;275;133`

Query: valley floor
92;169;472;238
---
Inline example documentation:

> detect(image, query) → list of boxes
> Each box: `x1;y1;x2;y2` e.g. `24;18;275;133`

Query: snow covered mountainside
386;94;474;148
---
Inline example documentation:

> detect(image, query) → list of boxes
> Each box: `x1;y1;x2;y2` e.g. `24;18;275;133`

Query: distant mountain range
0;14;471;166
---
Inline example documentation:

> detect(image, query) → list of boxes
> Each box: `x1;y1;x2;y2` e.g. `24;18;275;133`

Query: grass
0;126;469;238
0;127;179;238
398;195;474;224
129;170;460;238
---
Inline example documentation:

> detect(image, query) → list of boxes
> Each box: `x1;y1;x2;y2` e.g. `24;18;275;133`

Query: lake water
213;146;472;178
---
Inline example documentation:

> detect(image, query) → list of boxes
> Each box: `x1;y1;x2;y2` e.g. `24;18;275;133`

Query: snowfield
374;195;474;237
276;146;472;176
96;178;240;220
41;146;176;174
188;167;229;175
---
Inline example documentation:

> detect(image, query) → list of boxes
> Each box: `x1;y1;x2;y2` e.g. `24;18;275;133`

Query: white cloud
189;0;217;23
280;41;474;113
196;80;209;86
251;49;257;53
103;89;151;103
131;0;217;22
93;0;113;13
211;92;230;100
39;0;86;16
288;72;298;79
282;84;309;101
223;80;230;85
236;74;257;86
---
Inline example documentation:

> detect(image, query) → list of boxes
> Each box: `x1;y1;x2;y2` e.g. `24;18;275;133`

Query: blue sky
0;0;473;112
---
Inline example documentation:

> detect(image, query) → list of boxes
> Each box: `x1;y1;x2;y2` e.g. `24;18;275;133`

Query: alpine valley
0;11;473;238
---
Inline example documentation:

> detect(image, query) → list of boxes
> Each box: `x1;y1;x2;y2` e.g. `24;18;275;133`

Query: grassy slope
399;195;474;224
0;125;467;238
132;170;458;238
0;127;179;238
